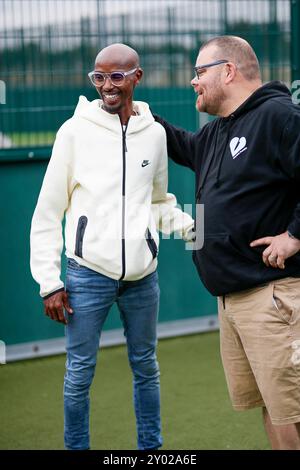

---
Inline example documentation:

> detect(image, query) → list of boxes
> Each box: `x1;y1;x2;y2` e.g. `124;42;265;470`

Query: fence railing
0;0;292;151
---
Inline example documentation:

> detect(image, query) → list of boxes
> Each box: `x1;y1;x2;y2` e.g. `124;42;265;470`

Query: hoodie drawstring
215;118;234;188
196;119;221;200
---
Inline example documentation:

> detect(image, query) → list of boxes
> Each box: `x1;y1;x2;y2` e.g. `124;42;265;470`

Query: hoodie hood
73;95;154;134
211;81;292;188
227;81;291;119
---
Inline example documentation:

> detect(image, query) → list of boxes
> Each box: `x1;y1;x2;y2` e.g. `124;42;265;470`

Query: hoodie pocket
145;228;158;260
75;216;88;258
193;233;261;295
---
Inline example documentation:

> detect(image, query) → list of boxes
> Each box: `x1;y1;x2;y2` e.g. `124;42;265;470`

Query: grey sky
0;0;290;31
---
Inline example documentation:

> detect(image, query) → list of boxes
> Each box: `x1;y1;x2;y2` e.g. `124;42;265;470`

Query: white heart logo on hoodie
230;137;247;159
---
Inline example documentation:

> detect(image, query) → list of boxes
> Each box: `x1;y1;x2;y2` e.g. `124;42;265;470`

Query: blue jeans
64;258;162;450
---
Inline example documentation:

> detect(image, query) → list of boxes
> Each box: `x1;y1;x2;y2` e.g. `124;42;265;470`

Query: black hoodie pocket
193;233;261;295
75;216;88;258
145;228;158;260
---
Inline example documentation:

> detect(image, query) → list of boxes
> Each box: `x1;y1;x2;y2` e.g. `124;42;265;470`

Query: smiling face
191;45;227;116
95;63;136;114
93;44;142;121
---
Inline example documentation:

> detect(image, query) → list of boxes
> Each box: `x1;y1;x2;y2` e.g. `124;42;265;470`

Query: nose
102;75;114;90
191;75;199;88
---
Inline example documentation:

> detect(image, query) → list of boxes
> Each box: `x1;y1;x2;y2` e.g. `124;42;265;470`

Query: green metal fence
0;0;295;360
0;0;292;151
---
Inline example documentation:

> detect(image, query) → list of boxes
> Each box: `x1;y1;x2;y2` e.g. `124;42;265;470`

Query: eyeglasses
194;59;229;79
88;67;138;87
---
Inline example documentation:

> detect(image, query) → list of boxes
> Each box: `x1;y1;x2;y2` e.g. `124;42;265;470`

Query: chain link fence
0;0;292;151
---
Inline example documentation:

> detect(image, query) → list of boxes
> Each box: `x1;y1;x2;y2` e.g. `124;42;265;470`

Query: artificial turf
0;331;269;450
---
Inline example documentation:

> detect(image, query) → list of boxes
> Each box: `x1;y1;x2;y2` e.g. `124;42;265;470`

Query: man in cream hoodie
30;44;194;450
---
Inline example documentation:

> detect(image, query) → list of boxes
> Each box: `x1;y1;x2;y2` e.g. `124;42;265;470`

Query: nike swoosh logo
142;160;150;167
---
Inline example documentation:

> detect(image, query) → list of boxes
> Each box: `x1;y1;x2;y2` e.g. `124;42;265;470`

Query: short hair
200;35;261;81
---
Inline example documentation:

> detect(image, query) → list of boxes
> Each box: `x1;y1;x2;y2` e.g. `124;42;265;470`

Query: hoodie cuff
182;224;196;242
42;287;65;300
287;221;300;241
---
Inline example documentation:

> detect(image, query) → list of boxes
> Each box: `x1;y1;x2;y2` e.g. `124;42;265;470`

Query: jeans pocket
67;257;82;269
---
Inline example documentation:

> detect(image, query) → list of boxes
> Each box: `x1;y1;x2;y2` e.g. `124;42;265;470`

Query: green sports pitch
0;332;269;450
7;132;56;147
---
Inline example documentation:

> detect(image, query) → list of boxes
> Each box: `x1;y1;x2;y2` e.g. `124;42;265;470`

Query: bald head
200;36;261;81
95;43;140;69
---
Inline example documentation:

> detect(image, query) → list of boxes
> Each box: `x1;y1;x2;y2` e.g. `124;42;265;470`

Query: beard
102;102;122;114
196;74;226;116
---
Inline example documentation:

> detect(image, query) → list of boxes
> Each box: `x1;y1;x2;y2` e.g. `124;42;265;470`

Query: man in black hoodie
155;36;300;449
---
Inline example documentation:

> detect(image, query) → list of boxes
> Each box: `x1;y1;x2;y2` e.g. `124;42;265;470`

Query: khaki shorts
218;277;300;425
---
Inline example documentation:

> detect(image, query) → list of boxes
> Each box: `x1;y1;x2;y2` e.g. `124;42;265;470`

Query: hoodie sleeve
280;110;300;239
153;114;197;171
151;128;194;239
30;124;75;298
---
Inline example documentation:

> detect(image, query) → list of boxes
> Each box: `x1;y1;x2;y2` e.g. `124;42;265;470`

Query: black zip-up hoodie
155;81;300;296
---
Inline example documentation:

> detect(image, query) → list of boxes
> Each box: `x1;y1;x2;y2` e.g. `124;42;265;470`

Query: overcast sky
0;0;290;31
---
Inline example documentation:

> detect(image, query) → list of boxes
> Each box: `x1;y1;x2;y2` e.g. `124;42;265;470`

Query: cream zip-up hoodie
30;97;194;298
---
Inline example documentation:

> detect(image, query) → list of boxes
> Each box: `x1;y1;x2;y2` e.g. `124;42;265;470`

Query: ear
224;62;237;84
135;68;143;85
